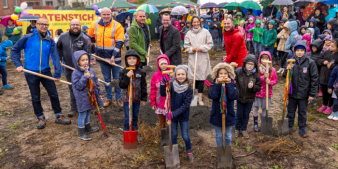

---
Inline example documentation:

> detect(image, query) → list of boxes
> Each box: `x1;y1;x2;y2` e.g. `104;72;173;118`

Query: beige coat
184;28;213;80
277;29;290;52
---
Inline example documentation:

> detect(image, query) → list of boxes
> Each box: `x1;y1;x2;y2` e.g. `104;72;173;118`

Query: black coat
159;25;182;65
307;13;326;33
316;50;338;85
26;25;35;34
119;67;147;102
263;6;277;19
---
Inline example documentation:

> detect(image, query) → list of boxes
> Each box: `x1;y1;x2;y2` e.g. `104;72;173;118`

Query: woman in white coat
184;16;213;105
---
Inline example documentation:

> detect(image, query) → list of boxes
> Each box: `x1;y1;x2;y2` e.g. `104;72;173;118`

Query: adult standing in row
11;17;71;129
184;16;213;106
88;7;125;108
307;8;326;33
263;2;277;19
159;13;182;65
56;19;91;117
129;10;151;68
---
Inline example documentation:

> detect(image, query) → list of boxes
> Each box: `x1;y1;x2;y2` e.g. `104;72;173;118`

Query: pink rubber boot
317;105;327;112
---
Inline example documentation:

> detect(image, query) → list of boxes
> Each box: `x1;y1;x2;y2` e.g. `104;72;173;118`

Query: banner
23;10;98;38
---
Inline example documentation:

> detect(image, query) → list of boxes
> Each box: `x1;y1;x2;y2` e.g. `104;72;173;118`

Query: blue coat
11;29;61;78
71;50;103;113
0;40;13;67
208;81;239;127
328;66;338;90
160;81;193;122
285;21;299;53
309;18;320;40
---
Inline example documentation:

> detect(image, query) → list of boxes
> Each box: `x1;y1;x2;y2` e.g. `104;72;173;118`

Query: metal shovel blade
164;144;180;169
261;113;273;135
109;79;120;88
142;65;153;74
190;95;198;106
161;127;169;147
123;130;138;149
217;145;232;168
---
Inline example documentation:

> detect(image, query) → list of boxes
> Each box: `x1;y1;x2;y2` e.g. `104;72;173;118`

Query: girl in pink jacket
150;54;171;131
252;51;278;132
245;16;255;54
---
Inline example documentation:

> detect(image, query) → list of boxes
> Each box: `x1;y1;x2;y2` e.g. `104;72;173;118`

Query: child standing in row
328;65;338;120
262;20;277;64
277;21;290;73
0;40;13;90
245;17;255;54
249;20;264;58
179;22;185;51
253;51;278;132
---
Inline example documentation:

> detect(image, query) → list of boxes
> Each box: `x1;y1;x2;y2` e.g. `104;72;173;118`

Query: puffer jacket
150;54;170;109
235;54;262;103
302;33;311;53
0;40;13;67
285;21;299;53
283;40;319;99
210;15;221;38
316;39;338;85
71;50;103;113
277;27;289;52
245;16;256;40
255;51;278;98
262;20;277;49
308;18;320;40
248;20;264;43
119;49;147;102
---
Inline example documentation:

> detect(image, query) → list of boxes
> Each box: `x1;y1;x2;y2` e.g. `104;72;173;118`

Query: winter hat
318;34;327;40
295;45;306;51
82;25;89;31
324;35;332;41
175;65;188;75
158;58;168;65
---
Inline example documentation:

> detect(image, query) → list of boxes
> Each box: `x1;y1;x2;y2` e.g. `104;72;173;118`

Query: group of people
1;4;338;165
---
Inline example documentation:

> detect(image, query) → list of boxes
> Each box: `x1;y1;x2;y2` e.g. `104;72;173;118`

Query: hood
180;21;185;26
283;21;289;29
189;8;195;15
156;54;170;72
318;34;327;40
288;21;298;32
328;19;338;29
307;28;314;36
212;15;219;21
294;40;308;54
258;51;272;64
309;18;317;27
0;40;13;50
281;18;287;23
247;16;256;29
268;20;275;27
211;62;236;80
124;49;140;67
242;54;258;71
72;50;90;71
323;29;332;35
300;25;307;30
302;33;311;43
310;39;324;54
236;12;243;17
174;21;180;29
255;19;261;26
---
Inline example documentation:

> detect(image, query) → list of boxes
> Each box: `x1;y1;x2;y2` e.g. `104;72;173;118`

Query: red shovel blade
123;130;138;149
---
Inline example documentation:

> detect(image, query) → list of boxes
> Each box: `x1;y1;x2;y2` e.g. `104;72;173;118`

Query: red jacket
223;26;247;67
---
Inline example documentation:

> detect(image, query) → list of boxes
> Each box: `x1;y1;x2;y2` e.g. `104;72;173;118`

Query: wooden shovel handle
222;113;226;134
60;63;75;71
126;67;136;70
287;59;296;65
162;70;173;74
23;69;72;85
91;54;124;69
263;61;272;111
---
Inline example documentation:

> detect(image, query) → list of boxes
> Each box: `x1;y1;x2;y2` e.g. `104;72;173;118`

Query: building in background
0;0;44;16
41;0;67;7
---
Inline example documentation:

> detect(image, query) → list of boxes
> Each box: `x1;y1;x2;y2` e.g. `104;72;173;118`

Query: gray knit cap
175;65;188;75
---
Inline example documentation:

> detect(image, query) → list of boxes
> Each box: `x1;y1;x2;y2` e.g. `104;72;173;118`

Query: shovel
191;51;198;106
91;54;124;69
260;61;273;135
23;69;72;85
142;46;153;73
124;67;138;149
217;84;232;168
278;59;295;136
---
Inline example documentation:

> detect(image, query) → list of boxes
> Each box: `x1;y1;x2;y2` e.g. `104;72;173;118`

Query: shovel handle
222;113;225;134
192;52;198;90
263;61;272;111
60;63;75;71
287;59;296;65
162;70;173;74
23;69;72;85
91;54;124;69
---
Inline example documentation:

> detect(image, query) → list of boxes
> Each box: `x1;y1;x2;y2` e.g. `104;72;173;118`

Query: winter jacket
256;51;278;98
307;13;326;33
5;26;21;44
302;33;311;53
294;8;305;27
262;20;277;49
11;29;61;78
235;54;262;103
129;19;151;63
308;18;320;40
179;22;185;40
71;50;103;113
248;20;264;43
119;49;147;102
160;81;193;122
277;28;289;52
159;25;182;65
307;39;323;62
307;28;314;41
328;66;338;90
245;16;256;40
181;25;190;35
263;6;277;19
283;40;319;99
0;40;13;67
223;26;247;67
26;25;36;34
187;9;196;22
234;12;245;27
185;28;213;80
327;19;338;39
210;16;221;38
299;25;308;35
316;42;338;85
150;54;170;109
56;32;91;68
285;21;299;53
125;27;130;47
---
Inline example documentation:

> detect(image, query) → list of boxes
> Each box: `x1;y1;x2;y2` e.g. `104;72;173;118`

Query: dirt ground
1;40;338;169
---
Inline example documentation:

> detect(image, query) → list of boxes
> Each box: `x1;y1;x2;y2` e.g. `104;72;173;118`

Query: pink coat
255;51;278;98
245;16;256;40
150;54;170;109
302;33;311;53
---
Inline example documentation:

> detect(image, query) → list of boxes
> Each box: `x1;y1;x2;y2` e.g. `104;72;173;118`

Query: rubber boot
198;93;204;106
318;87;323;97
78;128;91;141
85;123;99;134
253;116;259;132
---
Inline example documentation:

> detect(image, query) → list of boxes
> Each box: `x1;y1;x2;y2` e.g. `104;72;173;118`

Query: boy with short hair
0;40;13;90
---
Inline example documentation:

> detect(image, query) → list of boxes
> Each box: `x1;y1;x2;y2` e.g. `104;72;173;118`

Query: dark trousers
235;101;254;131
322;84;333;107
279;51;286;68
0;66;7;85
195;80;204;93
65;69;77;111
126;46;129;50
123;101;140;131
25;71;62;119
333;99;338;112
287;97;308;128
138;61;146;69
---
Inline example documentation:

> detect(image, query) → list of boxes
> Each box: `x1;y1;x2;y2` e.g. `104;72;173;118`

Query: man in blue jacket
11;17;71;129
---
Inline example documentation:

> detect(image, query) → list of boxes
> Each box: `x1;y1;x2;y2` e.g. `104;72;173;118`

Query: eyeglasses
70;24;80;27
162;20;170;22
246;63;255;66
37;23;49;27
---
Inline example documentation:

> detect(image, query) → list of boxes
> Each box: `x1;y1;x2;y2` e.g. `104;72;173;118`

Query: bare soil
1;41;338;169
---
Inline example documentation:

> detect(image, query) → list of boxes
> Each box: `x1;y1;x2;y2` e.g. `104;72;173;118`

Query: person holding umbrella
5;19;21;45
263;2;277;19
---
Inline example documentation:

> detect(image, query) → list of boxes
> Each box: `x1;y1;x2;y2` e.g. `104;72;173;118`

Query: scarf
192;27;201;33
7;25;14;28
259;64;266;74
244;68;256;76
173;80;189;94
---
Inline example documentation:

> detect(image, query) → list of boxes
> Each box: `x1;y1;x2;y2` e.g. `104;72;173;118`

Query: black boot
85;123;99;133
78;128;91;141
253;116;259;132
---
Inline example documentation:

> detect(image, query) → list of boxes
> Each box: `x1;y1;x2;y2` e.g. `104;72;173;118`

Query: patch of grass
331;143;338;150
307;115;315;121
329;162;338;168
312;143;317;146
237;166;249;169
269;165;283;169
246;146;252;152
235;140;241;148
259;136;265;141
0;148;9;161
318;113;325;118
7;120;25;130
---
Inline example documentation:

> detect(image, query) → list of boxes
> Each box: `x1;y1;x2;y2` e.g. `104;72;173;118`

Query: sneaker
323;107;332;114
241;130;249;139
276;68;283;74
3;84;13;90
37;119;46;129
328;112;336;120
187;149;194;162
235;130;240;138
317;105;327;112
55;115;71;125
253;124;259;132
333;113;338;121
299;127;307;138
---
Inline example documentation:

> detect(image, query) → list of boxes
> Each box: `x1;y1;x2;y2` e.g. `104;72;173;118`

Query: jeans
171;120;192;150
123;101;140;131
213;38;220;50
25;71;62;119
221;36;225;48
99;61;121;101
287;97;308;128
181;40;184;48
65;69;77;111
78;109;91;128
235;101;254;131
253;42;262;58
0;66;7;85
215;126;232;146
333;99;338;112
263;48;275;59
